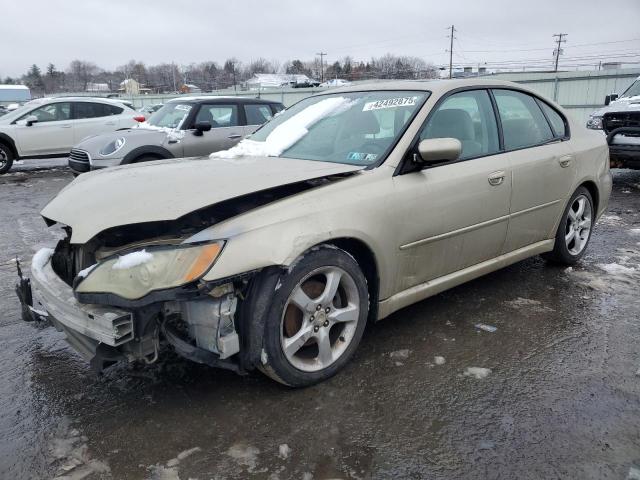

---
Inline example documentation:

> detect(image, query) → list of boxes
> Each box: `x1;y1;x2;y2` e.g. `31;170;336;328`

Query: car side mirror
605;93;618;106
415;138;461;166
193;121;212;136
25;115;38;127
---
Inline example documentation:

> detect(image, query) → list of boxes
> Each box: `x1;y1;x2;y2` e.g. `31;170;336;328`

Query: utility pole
553;33;567;72
447;25;456;79
316;52;327;83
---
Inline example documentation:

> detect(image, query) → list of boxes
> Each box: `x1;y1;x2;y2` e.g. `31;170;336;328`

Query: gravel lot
1;161;639;480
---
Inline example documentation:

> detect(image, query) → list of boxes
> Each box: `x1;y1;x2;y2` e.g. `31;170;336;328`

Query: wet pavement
1;161;639;480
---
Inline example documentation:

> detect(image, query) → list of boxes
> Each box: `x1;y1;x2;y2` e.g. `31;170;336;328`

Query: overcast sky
3;0;639;76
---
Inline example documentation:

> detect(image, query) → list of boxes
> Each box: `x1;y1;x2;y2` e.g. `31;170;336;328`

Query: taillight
133;115;145;123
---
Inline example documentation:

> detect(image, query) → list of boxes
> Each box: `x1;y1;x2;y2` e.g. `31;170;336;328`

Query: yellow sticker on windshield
363;96;418;111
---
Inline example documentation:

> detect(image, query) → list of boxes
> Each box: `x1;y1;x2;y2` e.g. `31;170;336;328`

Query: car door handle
60;124;72;129
558;155;573;168
227;134;242;139
105;121;116;126
488;171;506;186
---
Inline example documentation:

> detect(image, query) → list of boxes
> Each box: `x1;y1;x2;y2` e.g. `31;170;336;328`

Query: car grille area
68;149;91;172
603;112;640;135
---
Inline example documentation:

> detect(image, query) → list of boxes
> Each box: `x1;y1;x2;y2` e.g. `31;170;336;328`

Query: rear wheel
0;143;14;174
259;246;369;387
543;186;594;265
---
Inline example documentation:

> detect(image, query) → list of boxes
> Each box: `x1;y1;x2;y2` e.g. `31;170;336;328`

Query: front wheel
0;143;14;174
259;245;369;387
543;186;594;265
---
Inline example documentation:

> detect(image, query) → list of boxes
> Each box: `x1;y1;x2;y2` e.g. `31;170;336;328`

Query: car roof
27;96;133;105
325;78;531;96
166;96;282;105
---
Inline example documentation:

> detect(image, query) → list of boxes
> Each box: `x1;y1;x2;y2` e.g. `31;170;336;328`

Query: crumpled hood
42;156;363;243
590;95;640;117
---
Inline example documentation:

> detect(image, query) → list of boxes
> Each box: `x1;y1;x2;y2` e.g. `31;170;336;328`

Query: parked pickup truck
587;76;640;169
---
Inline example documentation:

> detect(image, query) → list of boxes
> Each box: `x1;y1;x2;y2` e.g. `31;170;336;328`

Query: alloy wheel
280;266;360;372
565;194;592;256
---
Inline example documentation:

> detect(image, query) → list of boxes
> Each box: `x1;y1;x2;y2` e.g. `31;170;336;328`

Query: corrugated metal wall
66;68;639;126
487;68;640;123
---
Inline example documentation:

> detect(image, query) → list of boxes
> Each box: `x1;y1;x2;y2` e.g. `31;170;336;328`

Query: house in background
180;84;202;94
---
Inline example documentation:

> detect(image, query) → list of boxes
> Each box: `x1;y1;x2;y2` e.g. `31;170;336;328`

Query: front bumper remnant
16;251;244;373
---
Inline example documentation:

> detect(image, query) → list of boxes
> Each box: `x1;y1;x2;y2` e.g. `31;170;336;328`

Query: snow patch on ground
278;443;291;460
464;367;492;379
146;447;201;480
112;250;153;270
48;418;110;480
504;297;554;313
389;349;411;360
211;97;356;159
599;214;623;226
434;356;446;365
226;443;261;472
598;263;636;275
475;323;497;333
630;228;640;235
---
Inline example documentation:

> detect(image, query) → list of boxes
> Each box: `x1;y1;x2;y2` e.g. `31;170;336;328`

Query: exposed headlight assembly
586;116;603;130
76;242;224;300
99;137;126;156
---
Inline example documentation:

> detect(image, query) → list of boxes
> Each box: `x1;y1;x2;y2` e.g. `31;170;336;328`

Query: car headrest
425;108;475;141
502;117;541;149
352;111;381;135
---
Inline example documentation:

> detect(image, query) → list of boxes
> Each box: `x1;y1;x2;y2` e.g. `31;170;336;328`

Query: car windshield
621;79;640;98
244;90;429;165
145;102;193;129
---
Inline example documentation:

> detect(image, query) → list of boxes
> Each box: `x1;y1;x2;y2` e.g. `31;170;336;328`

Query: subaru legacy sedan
17;79;611;387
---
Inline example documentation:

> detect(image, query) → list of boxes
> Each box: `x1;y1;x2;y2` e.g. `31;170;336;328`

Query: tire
542;186;594;265
258;245;369;387
0;143;14;174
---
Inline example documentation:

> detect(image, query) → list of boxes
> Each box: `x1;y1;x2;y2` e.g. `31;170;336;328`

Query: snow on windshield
211;97;356;159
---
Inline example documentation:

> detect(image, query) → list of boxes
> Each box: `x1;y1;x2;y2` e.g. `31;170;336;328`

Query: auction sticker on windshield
363;96;418;111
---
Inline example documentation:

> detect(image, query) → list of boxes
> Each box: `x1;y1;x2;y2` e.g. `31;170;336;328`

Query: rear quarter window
537;100;567;138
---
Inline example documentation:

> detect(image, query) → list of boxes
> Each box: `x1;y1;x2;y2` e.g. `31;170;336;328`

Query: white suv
0;97;140;174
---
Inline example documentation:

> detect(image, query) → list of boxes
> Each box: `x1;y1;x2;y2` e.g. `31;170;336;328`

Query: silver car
18;79;611;387
68;97;284;173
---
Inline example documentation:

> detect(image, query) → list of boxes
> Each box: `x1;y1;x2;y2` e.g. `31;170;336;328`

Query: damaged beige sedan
16;79;612;386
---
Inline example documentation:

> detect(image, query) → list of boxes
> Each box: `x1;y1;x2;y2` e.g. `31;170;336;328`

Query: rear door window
244;104;274;125
493;89;554;150
195;104;239;127
74;102;123;119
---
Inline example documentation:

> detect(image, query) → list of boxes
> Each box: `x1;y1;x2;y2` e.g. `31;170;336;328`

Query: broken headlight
76;242;224;300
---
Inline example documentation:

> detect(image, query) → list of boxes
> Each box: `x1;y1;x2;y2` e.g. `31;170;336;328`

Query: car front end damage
16;230;251;372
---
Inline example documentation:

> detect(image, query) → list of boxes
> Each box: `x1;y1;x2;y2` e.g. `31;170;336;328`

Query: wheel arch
579;180;599;215
121;145;174;164
317;237;380;323
0;133;18;158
